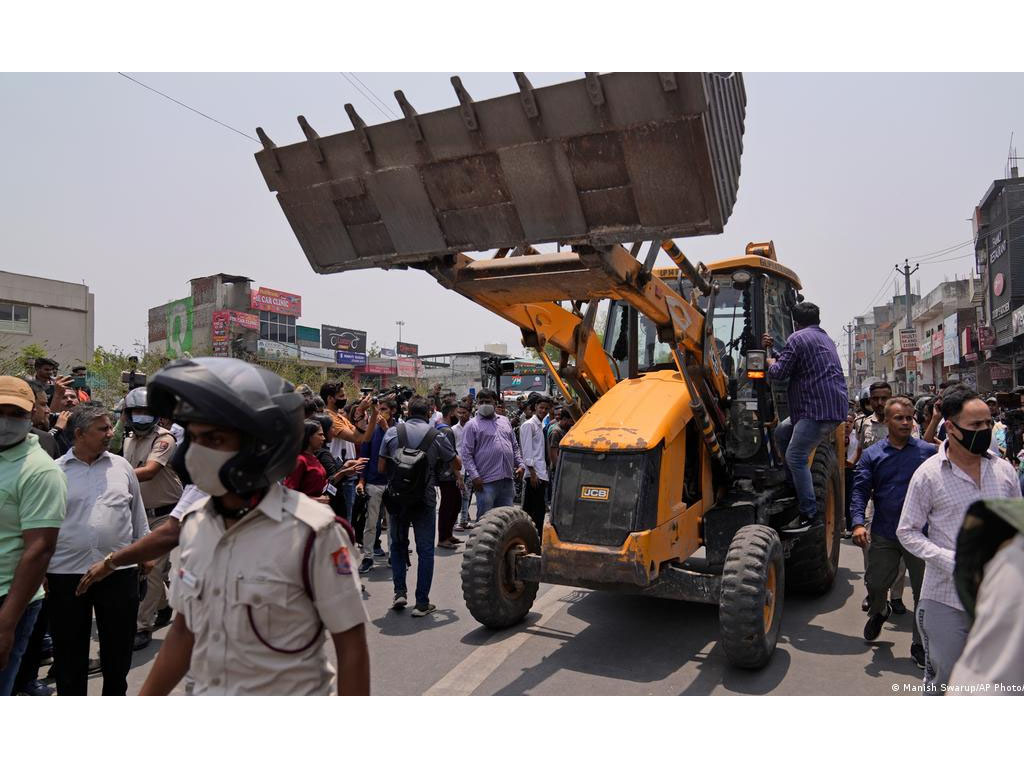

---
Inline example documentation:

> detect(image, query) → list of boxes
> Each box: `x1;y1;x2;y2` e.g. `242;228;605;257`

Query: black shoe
154;606;173;628
861;597;870;612
87;657;101;674
133;630;152;651
358;556;374;575
863;605;892;642
18;680;53;696
911;643;926;670
889;598;907;615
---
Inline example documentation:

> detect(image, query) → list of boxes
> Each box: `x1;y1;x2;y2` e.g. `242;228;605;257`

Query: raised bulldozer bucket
255;72;746;274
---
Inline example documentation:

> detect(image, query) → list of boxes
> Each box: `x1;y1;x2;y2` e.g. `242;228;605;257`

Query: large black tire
461;506;540;629
719;524;784;669
786;442;841;595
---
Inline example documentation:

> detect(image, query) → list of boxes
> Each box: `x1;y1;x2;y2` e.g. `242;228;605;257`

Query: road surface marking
424;585;574;696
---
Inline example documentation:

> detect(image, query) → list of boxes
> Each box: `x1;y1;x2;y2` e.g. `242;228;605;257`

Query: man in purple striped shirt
763;302;849;526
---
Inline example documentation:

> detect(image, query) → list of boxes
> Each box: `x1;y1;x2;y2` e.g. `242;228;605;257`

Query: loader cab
603;253;803;470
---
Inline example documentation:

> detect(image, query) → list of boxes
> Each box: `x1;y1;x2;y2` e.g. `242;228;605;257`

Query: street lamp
395;320;405;346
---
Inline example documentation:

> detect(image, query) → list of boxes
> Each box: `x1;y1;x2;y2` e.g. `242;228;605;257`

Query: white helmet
124;387;148;410
124;387;156;434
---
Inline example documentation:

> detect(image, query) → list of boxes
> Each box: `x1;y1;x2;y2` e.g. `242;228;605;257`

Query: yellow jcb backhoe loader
253;72;843;668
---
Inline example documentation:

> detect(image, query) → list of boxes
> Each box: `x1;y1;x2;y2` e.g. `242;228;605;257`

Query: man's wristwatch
103;552;117;571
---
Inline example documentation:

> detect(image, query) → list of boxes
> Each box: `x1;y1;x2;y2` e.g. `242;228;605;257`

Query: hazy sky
2;72;1021;368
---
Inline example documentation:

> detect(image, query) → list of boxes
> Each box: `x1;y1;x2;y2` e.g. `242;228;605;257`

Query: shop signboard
211;310;230;356
979;326;996;348
931;329;944;355
335;351;366;366
251;287;302;316
990;364;1012;382
898;328;919;352
363;359;396;375
380;347;397;358
397;356;425;378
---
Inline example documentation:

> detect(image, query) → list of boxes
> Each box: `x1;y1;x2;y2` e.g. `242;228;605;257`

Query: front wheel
719;524;784;669
461;506;540;629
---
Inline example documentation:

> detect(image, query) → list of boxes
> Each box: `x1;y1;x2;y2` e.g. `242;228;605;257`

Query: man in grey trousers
898;385;1021;694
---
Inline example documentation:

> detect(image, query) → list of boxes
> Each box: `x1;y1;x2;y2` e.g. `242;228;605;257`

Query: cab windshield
702;284;746;380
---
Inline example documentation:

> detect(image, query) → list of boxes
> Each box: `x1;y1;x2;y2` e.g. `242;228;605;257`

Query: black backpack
387;423;437;508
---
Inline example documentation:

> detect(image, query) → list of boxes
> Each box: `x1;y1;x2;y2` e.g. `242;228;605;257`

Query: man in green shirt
0;376;66;696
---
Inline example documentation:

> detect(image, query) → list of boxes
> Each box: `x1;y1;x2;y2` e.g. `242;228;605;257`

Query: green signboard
166;297;194;358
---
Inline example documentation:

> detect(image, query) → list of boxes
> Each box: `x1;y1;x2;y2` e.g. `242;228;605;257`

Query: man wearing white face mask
459;389;525;520
121;388;183;650
139;358;369;696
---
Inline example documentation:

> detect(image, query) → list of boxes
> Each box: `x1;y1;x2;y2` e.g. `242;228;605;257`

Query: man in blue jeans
458;389;525;519
763;302;848;527
379;396;457;617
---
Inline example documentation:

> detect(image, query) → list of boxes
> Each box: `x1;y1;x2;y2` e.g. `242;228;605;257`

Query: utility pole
896;259;919;329
395;319;405;346
843;322;855;390
896;259;919;391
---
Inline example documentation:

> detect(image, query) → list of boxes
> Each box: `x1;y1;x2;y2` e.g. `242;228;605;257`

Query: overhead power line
116;72;259;144
348;72;398;120
338;72;397;122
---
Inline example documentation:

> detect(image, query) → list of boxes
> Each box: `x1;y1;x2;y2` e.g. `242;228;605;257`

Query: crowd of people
0;355;574;696
765;302;1023;693
3;333;1022;696
842;378;1024;691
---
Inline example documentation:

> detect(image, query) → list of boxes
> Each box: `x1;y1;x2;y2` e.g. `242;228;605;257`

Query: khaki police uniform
124;426;183;632
169;483;367;695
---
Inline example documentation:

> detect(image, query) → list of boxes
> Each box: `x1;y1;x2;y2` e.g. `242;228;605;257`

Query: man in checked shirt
763;301;849;527
898;384;1021;694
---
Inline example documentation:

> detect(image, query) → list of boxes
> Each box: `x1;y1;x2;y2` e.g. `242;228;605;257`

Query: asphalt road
72;528;925;696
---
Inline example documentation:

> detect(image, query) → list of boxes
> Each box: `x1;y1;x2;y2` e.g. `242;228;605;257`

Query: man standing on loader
763;301;849;527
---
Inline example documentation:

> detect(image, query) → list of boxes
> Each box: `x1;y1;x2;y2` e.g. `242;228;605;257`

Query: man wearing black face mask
898;384;1021;693
121;388;183;650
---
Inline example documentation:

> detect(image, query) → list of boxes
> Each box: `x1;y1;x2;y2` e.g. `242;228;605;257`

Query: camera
121;369;147;389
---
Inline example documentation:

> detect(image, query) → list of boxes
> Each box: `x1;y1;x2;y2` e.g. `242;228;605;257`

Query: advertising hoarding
257;339;299;359
321;324;367;353
396;341;419;356
942;314;958;364
166;297;194;357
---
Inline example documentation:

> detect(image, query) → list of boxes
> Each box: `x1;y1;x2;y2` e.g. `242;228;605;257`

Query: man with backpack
378;396;457;617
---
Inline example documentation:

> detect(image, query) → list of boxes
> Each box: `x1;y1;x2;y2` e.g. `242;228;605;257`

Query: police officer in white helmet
138;358;370;696
120;387;183;650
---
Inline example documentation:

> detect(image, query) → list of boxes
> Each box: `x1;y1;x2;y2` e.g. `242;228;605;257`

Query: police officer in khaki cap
138;358;369;696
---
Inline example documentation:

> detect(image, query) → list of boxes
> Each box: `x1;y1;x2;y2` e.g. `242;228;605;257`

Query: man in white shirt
48;403;149;696
898;385;1021;694
519;395;553;536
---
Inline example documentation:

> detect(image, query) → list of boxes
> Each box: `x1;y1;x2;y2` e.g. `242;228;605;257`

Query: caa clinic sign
251;287;302;316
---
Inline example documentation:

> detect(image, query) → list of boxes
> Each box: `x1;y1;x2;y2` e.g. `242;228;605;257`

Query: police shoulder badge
331;546;352;575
